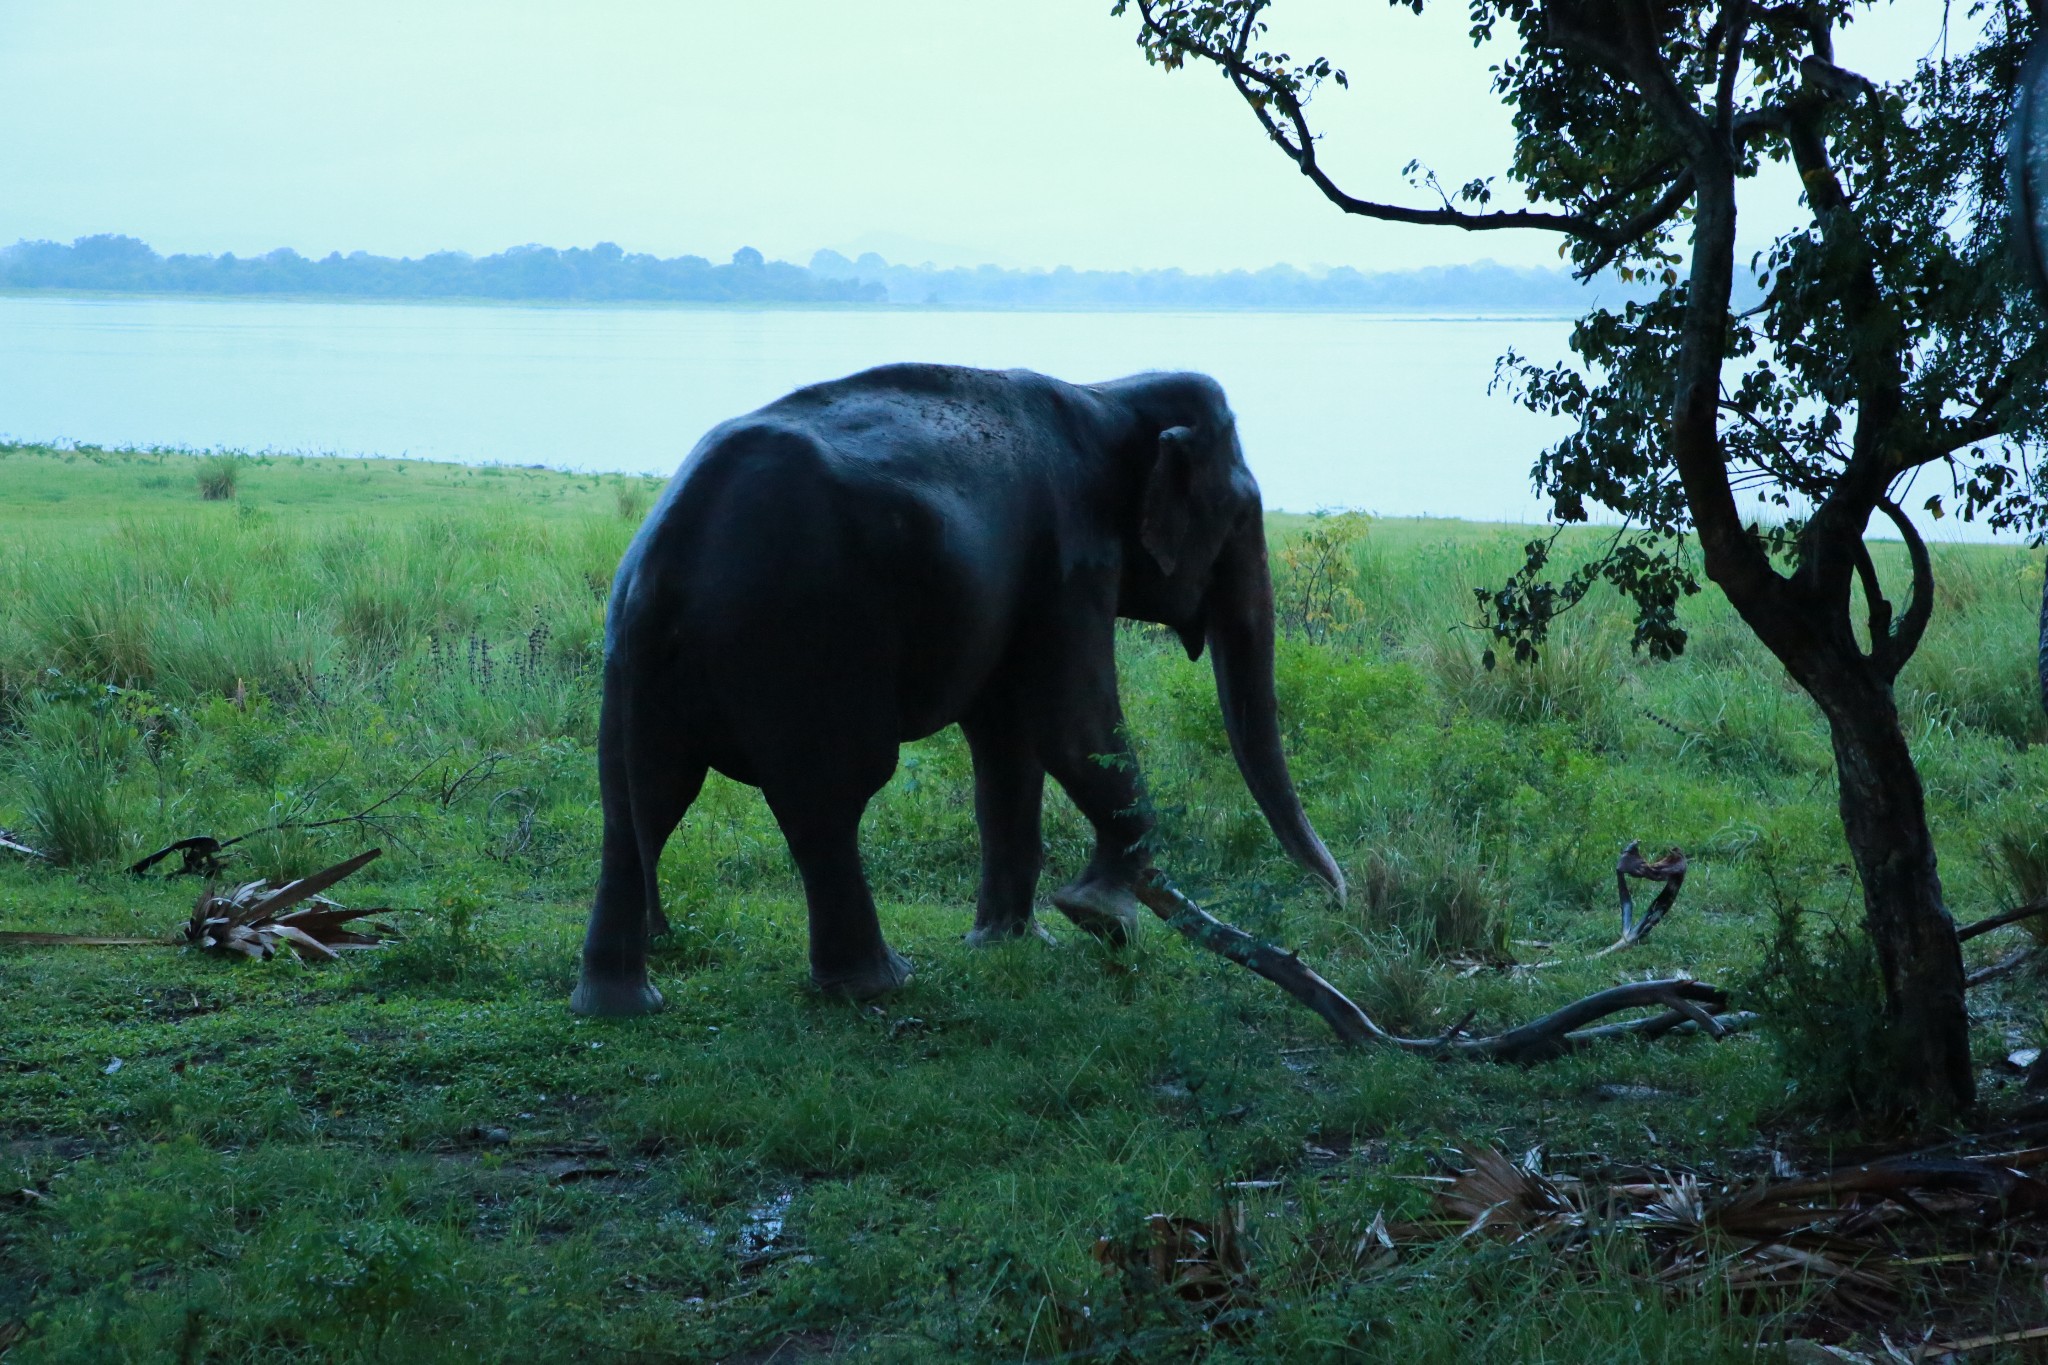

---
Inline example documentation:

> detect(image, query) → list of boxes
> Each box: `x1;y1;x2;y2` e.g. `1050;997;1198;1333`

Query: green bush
194;454;243;500
1357;821;1509;960
1740;886;1911;1122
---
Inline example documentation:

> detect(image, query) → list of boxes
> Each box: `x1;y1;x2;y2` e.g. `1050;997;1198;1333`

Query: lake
0;294;1577;521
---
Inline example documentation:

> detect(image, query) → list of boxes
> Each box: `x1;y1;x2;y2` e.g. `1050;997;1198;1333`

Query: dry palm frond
1088;1198;1260;1339
1437;1144;1583;1240
182;848;401;962
1633;1173;1709;1236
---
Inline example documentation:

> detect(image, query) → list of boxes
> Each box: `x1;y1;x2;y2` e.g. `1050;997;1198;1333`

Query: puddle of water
736;1191;795;1261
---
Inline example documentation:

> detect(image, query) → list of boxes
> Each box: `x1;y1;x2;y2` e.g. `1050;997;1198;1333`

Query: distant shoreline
0;287;1585;321
0;235;1633;315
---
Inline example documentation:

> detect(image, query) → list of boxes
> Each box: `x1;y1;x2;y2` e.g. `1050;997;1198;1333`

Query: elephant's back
602;378;1048;740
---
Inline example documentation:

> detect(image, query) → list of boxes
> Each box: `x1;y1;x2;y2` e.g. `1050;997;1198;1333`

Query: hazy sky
0;1;1974;273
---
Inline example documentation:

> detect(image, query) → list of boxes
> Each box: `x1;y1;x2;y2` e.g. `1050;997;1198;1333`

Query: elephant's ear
1140;426;1196;576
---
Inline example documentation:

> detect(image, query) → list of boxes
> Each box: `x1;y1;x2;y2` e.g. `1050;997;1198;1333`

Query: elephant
571;363;1347;1015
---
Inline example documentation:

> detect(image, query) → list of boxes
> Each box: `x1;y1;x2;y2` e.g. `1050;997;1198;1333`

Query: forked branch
1595;841;1688;955
1133;871;1738;1063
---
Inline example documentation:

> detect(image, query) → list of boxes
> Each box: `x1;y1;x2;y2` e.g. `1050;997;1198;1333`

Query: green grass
2;441;2047;1360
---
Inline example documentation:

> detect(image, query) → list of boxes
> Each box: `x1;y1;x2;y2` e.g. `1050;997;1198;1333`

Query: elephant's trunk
1206;517;1348;904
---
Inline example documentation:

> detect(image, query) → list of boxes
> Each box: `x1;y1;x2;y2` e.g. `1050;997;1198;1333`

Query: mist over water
0;293;2000;539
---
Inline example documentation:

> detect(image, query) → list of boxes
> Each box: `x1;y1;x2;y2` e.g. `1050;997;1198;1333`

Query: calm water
0;294;1579;520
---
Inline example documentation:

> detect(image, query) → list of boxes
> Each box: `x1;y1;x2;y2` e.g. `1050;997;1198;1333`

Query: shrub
1273;510;1368;644
1740;887;1911;1121
195;455;243;500
615;479;654;522
1424;615;1625;743
1987;811;2048;945
1356;822;1508;960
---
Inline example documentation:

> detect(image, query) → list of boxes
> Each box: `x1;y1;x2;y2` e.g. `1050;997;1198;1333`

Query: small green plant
195;454;243;501
1345;931;1437;1031
373;882;496;985
1273;510;1368;643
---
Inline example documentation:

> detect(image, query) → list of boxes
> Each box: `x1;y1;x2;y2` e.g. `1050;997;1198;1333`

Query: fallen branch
1965;946;2039;990
1593;842;1688;956
0;829;47;862
0;932;164;947
1956;896;2048;943
1133;870;1739;1063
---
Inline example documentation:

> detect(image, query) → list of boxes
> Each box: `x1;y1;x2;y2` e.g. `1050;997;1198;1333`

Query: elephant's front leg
962;714;1047;945
1042;708;1155;948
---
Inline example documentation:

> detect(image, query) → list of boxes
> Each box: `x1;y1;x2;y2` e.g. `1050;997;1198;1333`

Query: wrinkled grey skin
572;363;1345;1015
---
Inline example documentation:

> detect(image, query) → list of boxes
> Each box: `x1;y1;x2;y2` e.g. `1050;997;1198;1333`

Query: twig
131;749;494;876
1919;1324;2048;1357
1957;897;2048;943
1133;871;1737;1063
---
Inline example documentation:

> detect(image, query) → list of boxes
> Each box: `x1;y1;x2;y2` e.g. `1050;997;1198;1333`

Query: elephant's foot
812;944;913;1000
964;916;1058;948
570;973;664;1017
1051;878;1144;947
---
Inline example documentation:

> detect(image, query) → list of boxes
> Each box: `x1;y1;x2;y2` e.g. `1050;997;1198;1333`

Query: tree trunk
2037;557;2048;719
1811;664;1975;1113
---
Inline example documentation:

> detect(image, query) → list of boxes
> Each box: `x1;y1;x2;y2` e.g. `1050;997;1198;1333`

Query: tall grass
5;450;2047;1360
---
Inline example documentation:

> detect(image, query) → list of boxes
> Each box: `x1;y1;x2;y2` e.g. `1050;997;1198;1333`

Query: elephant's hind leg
962;713;1047;945
763;771;911;999
962;716;1048;949
572;697;707;1016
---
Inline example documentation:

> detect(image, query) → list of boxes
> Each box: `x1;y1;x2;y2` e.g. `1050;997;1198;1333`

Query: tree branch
1873;496;1933;674
1134;871;1739;1063
1714;0;1753;134
1850;535;1893;657
1128;0;1663;265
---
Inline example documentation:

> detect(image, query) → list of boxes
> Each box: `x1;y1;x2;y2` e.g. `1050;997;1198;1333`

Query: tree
1117;0;2048;1112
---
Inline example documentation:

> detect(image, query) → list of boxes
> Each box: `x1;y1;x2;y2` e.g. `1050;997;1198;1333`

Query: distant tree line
0;237;882;304
807;248;1613;310
0;233;1635;311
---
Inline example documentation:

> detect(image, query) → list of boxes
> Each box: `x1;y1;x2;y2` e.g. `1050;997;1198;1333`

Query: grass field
3;442;2048;1361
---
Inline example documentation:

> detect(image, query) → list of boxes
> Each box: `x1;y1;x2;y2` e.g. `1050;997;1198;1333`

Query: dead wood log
1593;842;1688;956
1965;946;2039;989
1718;1153;2048;1222
1132;870;1739;1063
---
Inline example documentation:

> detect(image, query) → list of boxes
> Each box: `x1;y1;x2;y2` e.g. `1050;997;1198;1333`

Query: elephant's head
1115;376;1347;905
